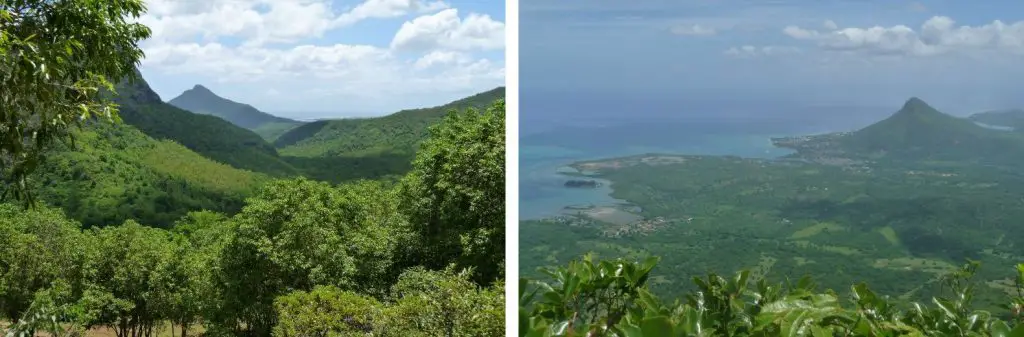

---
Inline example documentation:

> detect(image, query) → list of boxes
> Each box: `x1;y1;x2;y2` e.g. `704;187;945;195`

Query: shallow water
519;120;804;219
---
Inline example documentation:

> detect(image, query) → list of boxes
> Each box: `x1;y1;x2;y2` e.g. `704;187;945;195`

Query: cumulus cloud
140;0;451;46
670;24;717;36
782;16;1024;56
141;40;502;87
391;9;505;52
137;0;505;111
334;0;449;27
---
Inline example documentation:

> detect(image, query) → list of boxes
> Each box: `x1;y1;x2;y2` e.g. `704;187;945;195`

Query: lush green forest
167;85;304;140
0;1;507;335
1;99;507;337
28;122;267;228
520;98;1024;335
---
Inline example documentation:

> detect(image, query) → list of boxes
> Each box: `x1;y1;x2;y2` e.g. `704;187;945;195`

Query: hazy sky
521;0;1024;114
137;0;504;118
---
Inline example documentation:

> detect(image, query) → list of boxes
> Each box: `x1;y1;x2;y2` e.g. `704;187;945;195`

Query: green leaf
640;316;674;336
549;321;571;336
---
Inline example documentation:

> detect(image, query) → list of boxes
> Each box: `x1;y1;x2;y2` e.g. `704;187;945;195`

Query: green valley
0;0;507;335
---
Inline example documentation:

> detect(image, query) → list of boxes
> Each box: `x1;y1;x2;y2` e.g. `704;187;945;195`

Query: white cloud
782;25;818;39
670;24;716;36
141;40;502;96
391;9;505;52
782;16;1024;56
334;0;449;27
724;45;800;57
140;0;334;45
141;0;451;46
414;50;471;69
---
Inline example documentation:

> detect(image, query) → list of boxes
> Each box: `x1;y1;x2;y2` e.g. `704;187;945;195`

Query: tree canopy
0;99;507;337
0;0;151;202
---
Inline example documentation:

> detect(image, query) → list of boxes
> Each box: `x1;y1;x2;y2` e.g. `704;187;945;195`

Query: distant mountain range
168;85;304;142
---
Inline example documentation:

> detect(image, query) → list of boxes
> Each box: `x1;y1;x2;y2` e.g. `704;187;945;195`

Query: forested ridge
0;0;507;335
111;75;300;177
275;86;506;157
121;73;504;185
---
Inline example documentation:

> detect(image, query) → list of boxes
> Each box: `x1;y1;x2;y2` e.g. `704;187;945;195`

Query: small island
564;179;601;188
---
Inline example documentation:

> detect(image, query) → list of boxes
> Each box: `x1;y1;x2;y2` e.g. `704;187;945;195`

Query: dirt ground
1;322;203;337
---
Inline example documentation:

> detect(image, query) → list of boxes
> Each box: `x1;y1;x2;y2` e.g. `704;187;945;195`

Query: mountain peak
899;97;935;114
169;84;299;130
189;84;214;95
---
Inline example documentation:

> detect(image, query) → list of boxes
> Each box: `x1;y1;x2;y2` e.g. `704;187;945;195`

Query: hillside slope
275;87;505;158
31;122;268;228
168;85;304;140
113;76;298;176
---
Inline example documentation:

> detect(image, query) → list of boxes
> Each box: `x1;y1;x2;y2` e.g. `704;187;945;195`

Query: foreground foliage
521;255;1024;336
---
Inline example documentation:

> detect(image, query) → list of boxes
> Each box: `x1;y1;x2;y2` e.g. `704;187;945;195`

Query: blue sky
137;0;504;118
521;0;1024;115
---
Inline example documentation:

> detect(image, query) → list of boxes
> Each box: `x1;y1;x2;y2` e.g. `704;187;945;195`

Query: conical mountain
169;85;299;130
111;74;298;176
840;97;1024;163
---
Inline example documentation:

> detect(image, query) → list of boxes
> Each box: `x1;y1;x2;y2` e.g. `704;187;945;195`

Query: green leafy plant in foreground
0;0;151;203
521;255;1024;336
